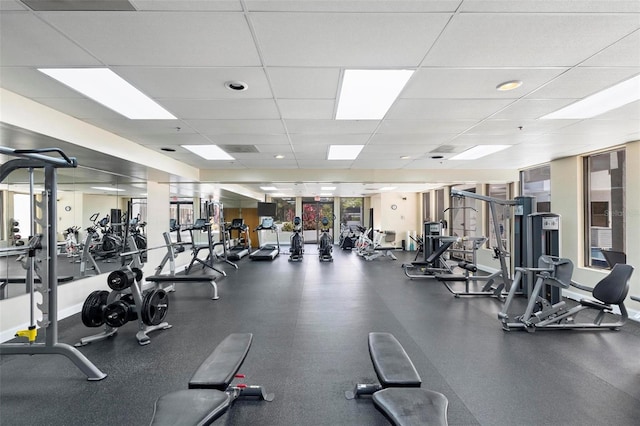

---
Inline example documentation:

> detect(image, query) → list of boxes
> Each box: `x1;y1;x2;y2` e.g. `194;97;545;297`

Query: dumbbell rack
76;268;171;347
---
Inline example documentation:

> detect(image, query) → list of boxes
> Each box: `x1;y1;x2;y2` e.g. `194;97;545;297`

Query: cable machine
0;147;106;381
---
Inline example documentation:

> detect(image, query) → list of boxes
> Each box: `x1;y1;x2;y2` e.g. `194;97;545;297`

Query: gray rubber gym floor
2;248;640;425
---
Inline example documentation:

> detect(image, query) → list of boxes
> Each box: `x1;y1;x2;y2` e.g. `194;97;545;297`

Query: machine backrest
592;263;634;305
425;240;454;264
538;256;573;289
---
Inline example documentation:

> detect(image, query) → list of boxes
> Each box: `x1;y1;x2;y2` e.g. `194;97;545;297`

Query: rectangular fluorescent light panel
321;186;336;191
541;74;640;119
91;186;125;192
379;187;397;191
449;145;510;160
336;69;414;120
38;68;176;120
182;145;235;160
260;186;278;191
320;193;333;196
328;145;364;160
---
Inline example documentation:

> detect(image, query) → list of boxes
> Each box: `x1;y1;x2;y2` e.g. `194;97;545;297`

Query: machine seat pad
372;388;449;426
579;298;612;311
435;274;468;282
150;389;230;426
369;333;421;387
189;333;253;390
146;275;216;282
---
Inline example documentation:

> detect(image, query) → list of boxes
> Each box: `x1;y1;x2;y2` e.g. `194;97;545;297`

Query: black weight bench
146;274;219;300
346;332;448;426
151;333;273;426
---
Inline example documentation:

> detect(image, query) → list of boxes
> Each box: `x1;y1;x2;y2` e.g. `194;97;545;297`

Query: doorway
301;198;334;244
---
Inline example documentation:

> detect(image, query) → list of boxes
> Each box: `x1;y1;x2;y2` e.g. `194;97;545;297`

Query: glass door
301;198;334;244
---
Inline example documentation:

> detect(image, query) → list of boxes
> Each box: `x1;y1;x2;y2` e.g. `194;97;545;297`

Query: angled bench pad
151;389;230;426
373;388;449;426
369;332;421;387
189;333;253;390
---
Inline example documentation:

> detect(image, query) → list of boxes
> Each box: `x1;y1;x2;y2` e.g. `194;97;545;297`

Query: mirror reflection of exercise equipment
227;218;251;261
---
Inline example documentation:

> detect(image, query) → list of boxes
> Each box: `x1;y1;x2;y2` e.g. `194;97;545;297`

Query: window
340;197;363;226
422;192;431;222
520;164;551;212
584;149;625;269
272;197;296;223
486;184;511;251
435;188;445;223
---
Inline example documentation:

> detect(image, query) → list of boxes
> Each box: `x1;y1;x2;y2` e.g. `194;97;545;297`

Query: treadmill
227;218;251;261
249;217;280;261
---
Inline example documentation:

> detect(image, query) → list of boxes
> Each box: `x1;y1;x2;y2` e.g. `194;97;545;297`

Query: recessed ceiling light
321;186;336;191
328;145;364;160
540;74;640;119
182;145;234;160
336;69;414;120
38;68;176;119
161;147;176;152
400;156;411;160
496;80;523;91
260;186;278;191
224;80;248;91
449;145;510;160
274;154;285;159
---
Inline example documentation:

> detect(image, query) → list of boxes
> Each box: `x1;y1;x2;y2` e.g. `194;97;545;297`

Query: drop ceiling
1;0;639;199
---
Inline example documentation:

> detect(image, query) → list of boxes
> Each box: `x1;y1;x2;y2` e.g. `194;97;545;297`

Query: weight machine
0;146;106;381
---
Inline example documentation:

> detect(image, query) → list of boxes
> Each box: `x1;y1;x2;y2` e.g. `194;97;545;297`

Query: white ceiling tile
465;119;579;135
0;67;89;98
351;159;412;169
362;143;441;154
285;119;379;134
161;99;280;119
460;0;640;13
582;31;640;67
84;118;191;136
423;13;640;67
378;119;476;134
237;159;299;168
267;67;340;99
549;119;640;136
277;99;335;119
113;67;273;99
296;159;353;169
290;134;371;145
404;68;566;99
207;134;290;145
449;134;536;146
137;133;212;146
491;99;577;120
131;0;242;11
250;144;294;154
250;12;451;66
368;133;456;146
587;99;640;120
184;119;286;135
388;99;514;120
246;0;462;13
528;67;640;99
0;0;28;11
0;12;102;66
42;12;261;66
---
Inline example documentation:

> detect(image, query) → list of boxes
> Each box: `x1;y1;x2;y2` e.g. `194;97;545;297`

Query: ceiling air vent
218;145;260;154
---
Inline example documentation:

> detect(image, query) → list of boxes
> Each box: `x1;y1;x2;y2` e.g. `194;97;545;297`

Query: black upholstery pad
189;333;253;390
368;333;421;387
150;389;230;426
373;388;449;426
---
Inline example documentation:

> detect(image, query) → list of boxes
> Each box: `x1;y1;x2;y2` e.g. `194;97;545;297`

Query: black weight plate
131;267;144;282
107;269;135;291
104;300;129;328
81;290;108;328
141;289;169;326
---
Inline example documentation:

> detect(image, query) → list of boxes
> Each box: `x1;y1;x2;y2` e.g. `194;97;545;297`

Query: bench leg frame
345;383;382;400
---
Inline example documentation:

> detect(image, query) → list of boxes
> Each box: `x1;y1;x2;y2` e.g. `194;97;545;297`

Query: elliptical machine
318;216;333;262
289;216;304;262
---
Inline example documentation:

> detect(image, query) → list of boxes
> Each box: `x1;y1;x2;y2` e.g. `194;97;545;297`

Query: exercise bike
318;217;333;262
289;216;303;262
